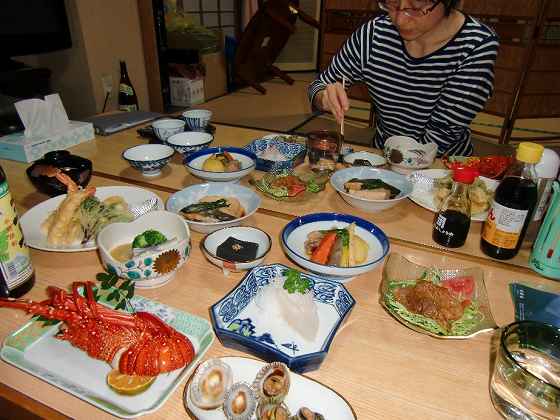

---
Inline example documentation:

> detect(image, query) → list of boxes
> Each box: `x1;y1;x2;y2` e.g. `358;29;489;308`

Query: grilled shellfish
252;362;290;405
190;359;233;409
223;382;258;420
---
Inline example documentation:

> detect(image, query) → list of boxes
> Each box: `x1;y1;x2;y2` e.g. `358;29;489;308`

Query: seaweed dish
181;196;245;223
216;236;259;262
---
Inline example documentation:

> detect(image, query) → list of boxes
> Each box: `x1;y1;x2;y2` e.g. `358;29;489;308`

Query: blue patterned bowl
122;144;174;177
244;136;306;172
152;118;186;142
210;263;355;373
182;109;212;131
184;147;257;182
97;210;191;289
281;213;390;282
166;131;214;155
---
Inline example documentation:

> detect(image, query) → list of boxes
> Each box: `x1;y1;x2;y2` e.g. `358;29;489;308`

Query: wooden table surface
0;123;554;420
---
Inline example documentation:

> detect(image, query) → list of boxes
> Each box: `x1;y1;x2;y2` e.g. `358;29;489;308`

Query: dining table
0;121;557;420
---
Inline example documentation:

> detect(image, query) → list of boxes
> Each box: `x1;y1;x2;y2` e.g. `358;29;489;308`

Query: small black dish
138;123;216;144
26;150;92;196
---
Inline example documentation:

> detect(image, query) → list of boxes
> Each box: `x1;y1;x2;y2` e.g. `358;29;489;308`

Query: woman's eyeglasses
378;0;441;17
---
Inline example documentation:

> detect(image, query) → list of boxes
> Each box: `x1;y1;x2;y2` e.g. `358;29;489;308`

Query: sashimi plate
210;263;355;373
184;356;356;419
0;290;214;418
20;186;163;252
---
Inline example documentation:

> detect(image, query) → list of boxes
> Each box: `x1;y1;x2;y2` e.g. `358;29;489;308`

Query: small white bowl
152;118;186;142
202;226;271;273
281;213;390;282
166;183;261;233
330;167;413;213
122;144;174;177
166;131;214;156
343;151;386;167
182;109;212;131
97;210;191;289
184;147;256;183
384;136;437;174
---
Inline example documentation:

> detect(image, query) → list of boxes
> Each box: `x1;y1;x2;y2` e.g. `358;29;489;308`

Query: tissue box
0;121;94;163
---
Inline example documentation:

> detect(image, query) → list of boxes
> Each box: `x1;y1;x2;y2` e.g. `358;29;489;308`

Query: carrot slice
311;232;337;265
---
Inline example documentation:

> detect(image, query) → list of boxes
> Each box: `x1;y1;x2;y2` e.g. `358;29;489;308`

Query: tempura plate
20;186;163;252
380;253;497;339
0;289;213;418
184;356;356;419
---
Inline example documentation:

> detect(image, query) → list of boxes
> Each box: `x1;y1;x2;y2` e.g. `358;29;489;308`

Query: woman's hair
441;0;461;15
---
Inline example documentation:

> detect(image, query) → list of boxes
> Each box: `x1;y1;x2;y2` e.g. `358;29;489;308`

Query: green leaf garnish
282;268;312;294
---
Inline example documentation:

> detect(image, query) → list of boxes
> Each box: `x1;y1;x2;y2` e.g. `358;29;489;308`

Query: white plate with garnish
184;356;356;419
407;169;498;222
20;186;163;252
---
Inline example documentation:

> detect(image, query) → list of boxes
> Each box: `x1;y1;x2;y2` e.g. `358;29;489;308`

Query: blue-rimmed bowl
151;118;185;142
209;263;355;373
122;144;174;177
184;147;257;182
330;167;413;213
166;131;213;156
281;213;390;282
182;109;212;131
166;182;261;233
244;135;306;172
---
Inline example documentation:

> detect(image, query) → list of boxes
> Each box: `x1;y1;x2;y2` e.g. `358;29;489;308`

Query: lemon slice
107;369;156;395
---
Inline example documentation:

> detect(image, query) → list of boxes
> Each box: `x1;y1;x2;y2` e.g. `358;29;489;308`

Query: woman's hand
315;82;350;124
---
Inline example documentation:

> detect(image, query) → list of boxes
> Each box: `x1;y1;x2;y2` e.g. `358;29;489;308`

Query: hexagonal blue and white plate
210;263;355;373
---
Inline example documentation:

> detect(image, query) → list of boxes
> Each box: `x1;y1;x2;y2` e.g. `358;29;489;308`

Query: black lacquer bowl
26;150;92;196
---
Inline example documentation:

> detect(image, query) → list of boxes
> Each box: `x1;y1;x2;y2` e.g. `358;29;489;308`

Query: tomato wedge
442;276;475;300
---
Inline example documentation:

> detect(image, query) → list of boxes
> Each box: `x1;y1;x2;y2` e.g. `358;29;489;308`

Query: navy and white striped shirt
309;14;499;156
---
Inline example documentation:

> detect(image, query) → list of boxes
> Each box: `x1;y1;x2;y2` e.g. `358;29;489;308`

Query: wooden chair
234;0;319;94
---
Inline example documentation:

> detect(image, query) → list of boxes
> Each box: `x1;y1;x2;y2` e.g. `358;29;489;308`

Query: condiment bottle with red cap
432;167;479;248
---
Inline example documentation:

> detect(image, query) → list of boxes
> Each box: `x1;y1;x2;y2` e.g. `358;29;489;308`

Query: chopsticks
340;76;346;146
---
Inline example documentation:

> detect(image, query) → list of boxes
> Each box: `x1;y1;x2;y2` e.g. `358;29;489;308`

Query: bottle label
119;84;134;96
0;182;33;290
119;104;138;112
482;201;529;249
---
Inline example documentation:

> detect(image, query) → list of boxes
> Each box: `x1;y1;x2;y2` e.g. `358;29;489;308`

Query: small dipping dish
343;151;386;167
122;144;174;177
202;226;271;275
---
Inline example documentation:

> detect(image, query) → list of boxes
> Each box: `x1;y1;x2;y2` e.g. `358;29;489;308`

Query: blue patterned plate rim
209;263;356;363
184;147;257;173
281;213;390;269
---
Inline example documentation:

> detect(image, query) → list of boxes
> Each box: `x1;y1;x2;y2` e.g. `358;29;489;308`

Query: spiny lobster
0;282;194;377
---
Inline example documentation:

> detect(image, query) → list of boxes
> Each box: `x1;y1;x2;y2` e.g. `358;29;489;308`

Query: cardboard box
0;121;94;163
169;77;205;107
202;52;227;100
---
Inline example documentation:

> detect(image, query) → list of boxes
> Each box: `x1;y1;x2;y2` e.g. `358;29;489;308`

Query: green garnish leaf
282;268;312;294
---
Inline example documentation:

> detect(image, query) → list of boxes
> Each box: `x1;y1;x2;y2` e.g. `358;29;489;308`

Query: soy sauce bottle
481;142;544;260
0;165;35;297
118;60;139;112
433;167;478;248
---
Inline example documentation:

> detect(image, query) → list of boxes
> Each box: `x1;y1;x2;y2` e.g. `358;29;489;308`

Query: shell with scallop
190;359;233;410
252;362;291;405
223;382;258;420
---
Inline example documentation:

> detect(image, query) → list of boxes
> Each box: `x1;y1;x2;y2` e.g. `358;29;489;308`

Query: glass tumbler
490;321;560;419
306;130;341;174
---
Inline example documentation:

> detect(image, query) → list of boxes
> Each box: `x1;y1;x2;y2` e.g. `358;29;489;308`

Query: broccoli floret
132;230;167;249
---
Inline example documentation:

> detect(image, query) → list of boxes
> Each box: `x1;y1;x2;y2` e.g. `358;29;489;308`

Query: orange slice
107;369;156;395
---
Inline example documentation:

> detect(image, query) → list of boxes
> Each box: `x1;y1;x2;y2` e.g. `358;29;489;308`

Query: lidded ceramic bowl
26;150;92;196
383;136;437;174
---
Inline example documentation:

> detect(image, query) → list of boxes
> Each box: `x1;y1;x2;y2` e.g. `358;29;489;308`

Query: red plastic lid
452;167;479;184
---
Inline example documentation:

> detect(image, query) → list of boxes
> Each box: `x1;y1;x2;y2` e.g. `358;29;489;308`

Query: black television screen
0;0;72;59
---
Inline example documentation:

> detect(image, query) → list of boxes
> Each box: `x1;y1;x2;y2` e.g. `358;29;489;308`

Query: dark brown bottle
432;167;477;248
118;60;139;112
481;143;543;260
0;166;35;298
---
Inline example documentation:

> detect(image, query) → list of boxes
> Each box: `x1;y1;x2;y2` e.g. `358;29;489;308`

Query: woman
309;0;499;156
